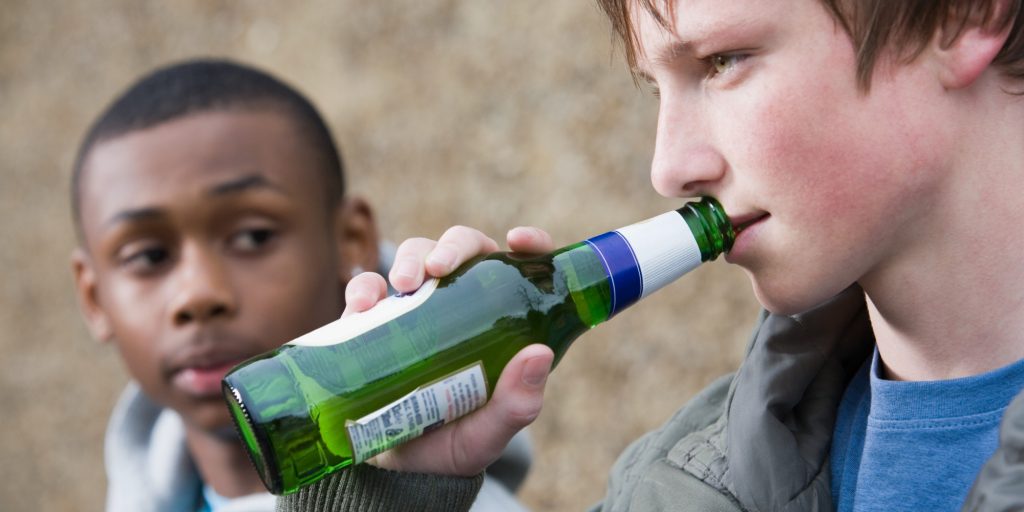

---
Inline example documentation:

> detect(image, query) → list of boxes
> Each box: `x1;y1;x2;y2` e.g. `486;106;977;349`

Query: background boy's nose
169;245;237;326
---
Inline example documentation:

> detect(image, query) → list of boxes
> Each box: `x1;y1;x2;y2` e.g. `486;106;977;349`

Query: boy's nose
169;244;237;326
650;96;727;197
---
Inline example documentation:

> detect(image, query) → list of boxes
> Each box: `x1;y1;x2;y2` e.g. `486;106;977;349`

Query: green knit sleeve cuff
275;464;485;512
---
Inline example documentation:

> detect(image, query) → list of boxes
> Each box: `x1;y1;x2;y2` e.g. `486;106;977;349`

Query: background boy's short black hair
70;58;345;239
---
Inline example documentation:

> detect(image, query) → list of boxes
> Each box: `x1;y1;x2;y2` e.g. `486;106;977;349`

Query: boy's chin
754;280;863;317
183;400;238;438
750;278;850;316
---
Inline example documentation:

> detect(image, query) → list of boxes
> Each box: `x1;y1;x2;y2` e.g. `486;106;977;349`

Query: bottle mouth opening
224;382;283;494
703;197;735;254
680;197;735;259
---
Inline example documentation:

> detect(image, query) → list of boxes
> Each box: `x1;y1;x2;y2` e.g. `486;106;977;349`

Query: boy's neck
861;81;1024;382
185;422;267;498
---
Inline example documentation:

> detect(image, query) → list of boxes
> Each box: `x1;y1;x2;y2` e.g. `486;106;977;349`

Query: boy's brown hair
598;0;1024;90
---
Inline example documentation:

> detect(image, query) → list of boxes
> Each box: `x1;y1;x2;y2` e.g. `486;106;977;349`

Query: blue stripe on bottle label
584;231;643;316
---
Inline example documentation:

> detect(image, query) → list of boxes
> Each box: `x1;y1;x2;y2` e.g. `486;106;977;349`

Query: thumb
448;344;554;474
487;344;554;429
369;344;554;477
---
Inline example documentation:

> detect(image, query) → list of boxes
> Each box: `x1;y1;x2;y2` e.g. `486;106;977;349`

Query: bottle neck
583;198;733;317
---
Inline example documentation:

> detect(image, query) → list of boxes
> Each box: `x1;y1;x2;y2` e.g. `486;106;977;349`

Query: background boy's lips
164;338;263;397
171;359;247;398
164;332;261;372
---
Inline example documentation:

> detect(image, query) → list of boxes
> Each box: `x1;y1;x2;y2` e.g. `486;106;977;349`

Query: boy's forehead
77;110;326;234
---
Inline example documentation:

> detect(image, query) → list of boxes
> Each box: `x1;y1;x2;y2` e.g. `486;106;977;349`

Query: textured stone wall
0;1;759;510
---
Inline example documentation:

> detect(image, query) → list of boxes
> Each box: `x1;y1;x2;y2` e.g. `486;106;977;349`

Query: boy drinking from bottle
279;0;1024;510
70;58;531;511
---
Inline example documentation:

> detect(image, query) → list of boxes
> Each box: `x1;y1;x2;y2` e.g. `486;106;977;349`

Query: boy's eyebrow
657;40;693;61
102;174;286;230
634;40;691;83
104;207;165;229
207;173;287;197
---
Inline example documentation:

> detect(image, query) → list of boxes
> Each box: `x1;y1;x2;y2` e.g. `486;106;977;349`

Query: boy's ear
71;248;114;343
934;1;1013;90
334;196;380;284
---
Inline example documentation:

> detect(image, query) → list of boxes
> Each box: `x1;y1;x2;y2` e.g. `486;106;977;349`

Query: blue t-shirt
830;349;1024;511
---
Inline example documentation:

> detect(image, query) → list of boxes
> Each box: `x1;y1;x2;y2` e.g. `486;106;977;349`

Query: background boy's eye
119;245;170;274
230;228;276;252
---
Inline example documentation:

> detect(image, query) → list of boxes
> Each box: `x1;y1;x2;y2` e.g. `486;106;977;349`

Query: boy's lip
726;212;769;263
729;212;769;233
172;360;247;398
167;346;256;398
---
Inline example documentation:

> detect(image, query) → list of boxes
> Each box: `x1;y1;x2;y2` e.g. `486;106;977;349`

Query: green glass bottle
223;197;734;495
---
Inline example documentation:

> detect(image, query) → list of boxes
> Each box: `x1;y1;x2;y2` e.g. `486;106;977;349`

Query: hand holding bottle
223;199;732;494
342;225;558;477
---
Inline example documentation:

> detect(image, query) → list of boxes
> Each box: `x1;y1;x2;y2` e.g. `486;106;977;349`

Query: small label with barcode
345;363;489;464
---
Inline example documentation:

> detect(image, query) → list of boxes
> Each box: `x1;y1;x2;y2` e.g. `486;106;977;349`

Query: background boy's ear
334;196;380;283
71;248;114;343
934;0;1014;90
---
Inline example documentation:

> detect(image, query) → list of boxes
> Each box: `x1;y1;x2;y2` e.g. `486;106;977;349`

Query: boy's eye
230;228;276;252
118;244;171;274
706;53;748;79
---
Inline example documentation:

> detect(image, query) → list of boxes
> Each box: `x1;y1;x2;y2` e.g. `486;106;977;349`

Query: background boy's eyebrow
103;207;165;229
101;175;286;229
207;173;287;197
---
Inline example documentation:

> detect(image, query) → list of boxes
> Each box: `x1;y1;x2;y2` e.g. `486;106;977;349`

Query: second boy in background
70;58;531;512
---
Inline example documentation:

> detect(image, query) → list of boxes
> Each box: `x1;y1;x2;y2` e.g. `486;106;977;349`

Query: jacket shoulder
598;373;744;511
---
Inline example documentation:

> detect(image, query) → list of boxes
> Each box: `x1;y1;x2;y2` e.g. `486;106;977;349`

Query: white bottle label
617;211;702;298
585;211;701;315
287;279;439;348
345;363;489;464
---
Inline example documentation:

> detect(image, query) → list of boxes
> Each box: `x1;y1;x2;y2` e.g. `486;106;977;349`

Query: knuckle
397;237;436;254
443;225;476;241
505;398;543;427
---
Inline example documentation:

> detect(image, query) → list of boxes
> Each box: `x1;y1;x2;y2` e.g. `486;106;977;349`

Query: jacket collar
726;287;873;511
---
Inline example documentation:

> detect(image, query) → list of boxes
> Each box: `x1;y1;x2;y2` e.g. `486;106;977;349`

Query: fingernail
393;259;419;281
427;245;457;272
522;356;550;387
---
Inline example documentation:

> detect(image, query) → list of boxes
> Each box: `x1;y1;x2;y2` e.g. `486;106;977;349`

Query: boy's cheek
742;79;869;212
111;338;169;399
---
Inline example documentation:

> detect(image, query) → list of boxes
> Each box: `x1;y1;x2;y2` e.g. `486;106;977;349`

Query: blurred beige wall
0;1;760;510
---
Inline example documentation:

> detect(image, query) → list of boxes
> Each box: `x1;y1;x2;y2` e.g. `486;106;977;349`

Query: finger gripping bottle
223;197;734;494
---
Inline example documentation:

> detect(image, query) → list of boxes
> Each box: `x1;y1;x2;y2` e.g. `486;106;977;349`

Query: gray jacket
278;287;1024;511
